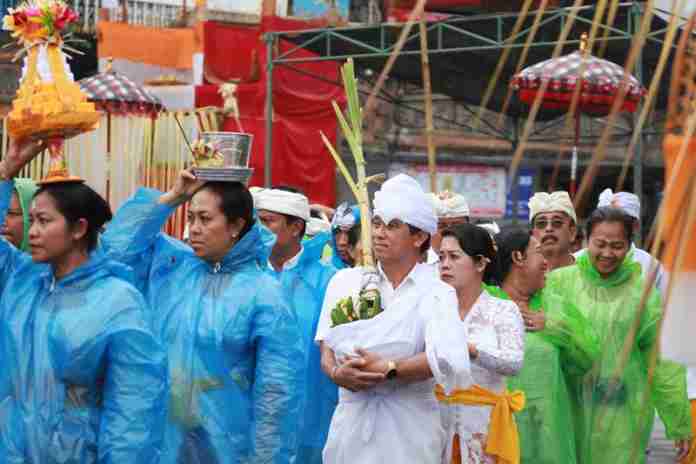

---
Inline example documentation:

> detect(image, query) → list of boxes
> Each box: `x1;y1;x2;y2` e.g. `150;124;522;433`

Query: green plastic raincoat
485;286;577;464
11;178;37;252
543;253;692;464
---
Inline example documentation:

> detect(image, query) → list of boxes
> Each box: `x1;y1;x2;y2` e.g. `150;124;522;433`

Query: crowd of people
0;137;694;464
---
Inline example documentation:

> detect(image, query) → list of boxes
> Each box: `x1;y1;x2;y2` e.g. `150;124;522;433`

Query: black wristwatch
385;361;397;380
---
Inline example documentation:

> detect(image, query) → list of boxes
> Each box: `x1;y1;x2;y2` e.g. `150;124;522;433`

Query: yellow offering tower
3;0;101;183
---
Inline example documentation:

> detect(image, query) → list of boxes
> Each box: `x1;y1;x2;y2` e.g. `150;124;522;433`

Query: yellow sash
435;384;525;464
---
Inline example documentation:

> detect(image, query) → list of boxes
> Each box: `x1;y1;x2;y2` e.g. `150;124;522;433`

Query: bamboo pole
507;0;584;188
418;19;437;193
616;0;685;191
362;0;429;135
574;0;655;208
475;0;535;130
321;59;376;270
497;0;551;127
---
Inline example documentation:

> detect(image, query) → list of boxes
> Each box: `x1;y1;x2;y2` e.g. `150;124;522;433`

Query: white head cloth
306;217;331;236
332;202;358;230
251;187;310;221
478;221;500;236
528;191;577;223
373;174;437;235
427;191;471;218
597;188;640;220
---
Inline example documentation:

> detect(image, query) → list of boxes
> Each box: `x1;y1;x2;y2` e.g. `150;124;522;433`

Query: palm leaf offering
321;59;382;328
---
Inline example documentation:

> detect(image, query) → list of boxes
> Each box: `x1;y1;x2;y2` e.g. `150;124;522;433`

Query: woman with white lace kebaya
436;223;526;464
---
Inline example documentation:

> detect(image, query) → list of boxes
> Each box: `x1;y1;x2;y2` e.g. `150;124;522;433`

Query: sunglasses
533;219;567;230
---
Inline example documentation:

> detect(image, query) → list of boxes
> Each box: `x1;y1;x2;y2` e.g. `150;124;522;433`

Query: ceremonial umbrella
511;33;645;195
79;63;164;201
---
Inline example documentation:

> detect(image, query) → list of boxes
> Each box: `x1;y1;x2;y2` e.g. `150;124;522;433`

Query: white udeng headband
373;174;437;235
597;188;640;220
332;202;357;230
427;191;471;218
252;188;311;221
528;191;577;223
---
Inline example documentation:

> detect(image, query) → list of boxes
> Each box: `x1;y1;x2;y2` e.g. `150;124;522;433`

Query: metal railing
0;0;190;34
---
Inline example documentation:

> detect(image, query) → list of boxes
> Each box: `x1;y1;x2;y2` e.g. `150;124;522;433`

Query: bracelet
331;365;339;381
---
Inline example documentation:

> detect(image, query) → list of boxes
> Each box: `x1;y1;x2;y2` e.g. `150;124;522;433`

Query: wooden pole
418;19;437;193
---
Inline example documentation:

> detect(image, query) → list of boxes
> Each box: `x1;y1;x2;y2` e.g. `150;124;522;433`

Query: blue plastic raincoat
263;242;337;463
102;187;304;464
0;180;168;464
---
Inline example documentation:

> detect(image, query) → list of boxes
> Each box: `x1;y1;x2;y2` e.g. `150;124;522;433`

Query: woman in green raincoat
543;206;692;464
486;227;577;464
0;178;37;251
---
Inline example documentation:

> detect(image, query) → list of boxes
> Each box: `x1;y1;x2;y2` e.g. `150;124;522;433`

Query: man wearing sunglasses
528;191;578;271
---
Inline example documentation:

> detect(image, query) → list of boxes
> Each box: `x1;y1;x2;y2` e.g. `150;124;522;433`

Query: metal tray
192;167;254;183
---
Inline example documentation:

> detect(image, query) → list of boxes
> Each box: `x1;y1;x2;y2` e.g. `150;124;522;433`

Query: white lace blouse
439;290;525;464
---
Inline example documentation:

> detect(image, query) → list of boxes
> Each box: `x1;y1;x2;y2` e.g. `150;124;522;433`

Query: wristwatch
385;361;397;380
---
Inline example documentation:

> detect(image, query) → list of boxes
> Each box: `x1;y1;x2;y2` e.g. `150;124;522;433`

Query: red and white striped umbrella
511;46;645;116
79;69;164;117
511;34;645;195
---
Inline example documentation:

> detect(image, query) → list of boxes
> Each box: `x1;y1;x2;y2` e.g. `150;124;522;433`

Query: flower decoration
3;0;82;55
191;139;225;168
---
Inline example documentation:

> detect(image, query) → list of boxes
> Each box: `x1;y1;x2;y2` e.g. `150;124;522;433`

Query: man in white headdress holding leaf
315;173;469;464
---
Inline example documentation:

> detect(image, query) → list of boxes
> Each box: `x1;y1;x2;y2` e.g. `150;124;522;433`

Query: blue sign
506;168;535;219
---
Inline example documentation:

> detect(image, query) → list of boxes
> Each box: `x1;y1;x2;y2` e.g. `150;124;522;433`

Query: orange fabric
681;400;696;464
661;134;696;272
435;384;525;464
451;433;461;464
97;21;200;70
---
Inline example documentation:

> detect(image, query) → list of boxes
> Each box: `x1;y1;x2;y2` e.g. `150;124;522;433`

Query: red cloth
203;22;261;82
197;19;344;206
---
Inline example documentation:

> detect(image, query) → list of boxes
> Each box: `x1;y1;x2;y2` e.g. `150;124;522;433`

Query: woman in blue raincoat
0;140;168;464
102;169;304;464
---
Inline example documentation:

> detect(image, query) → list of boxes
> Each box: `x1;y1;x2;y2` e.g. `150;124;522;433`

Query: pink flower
24;7;41;17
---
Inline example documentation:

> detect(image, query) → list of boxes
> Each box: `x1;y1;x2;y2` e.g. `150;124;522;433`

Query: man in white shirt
575;188;666;295
315;174;460;464
426;190;470;266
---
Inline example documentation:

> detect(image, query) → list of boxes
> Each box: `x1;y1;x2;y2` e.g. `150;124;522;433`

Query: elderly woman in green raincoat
543;206;693;464
0;178;37;252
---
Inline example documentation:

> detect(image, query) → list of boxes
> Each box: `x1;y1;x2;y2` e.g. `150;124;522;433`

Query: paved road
648;418;680;464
